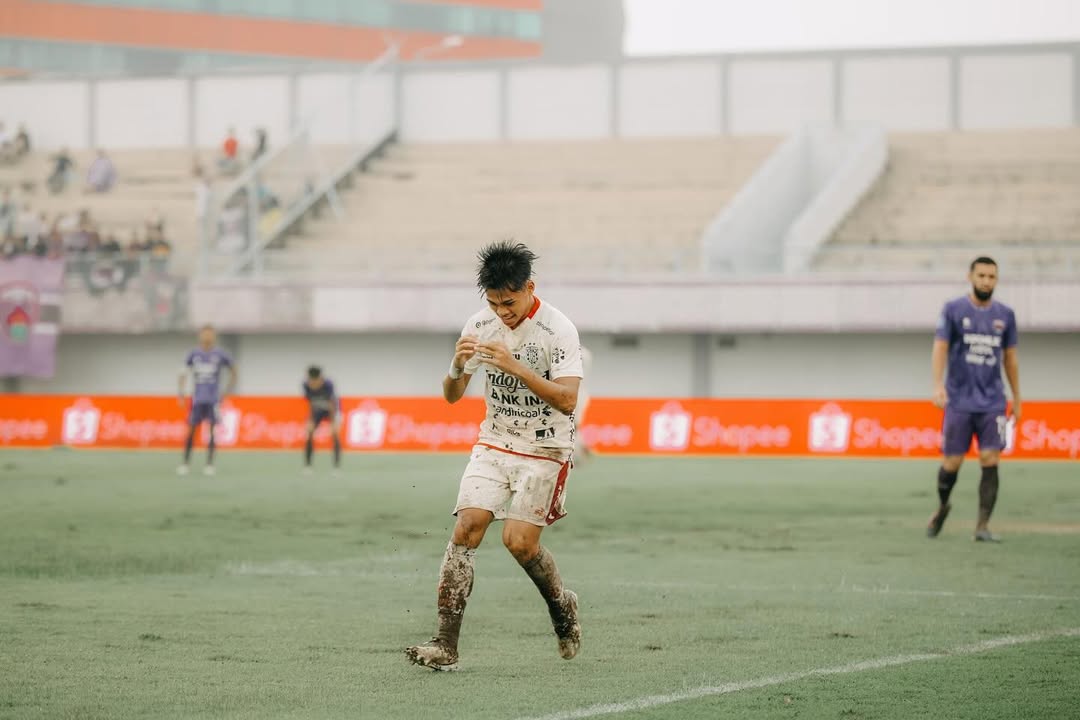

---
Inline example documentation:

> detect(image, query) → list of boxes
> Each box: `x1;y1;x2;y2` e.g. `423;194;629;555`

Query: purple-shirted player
928;257;1021;542
177;325;236;476
303;365;341;474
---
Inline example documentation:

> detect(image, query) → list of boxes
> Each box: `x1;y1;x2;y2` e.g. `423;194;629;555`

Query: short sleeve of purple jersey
219;350;233;367
934;305;953;342
1004;310;1018;348
184;350;195;367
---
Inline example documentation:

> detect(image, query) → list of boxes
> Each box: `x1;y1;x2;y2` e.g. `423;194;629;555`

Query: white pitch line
514;627;1080;720
604;579;1080;603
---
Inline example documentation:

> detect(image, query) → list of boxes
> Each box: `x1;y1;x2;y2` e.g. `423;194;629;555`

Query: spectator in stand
13;124;30;158
145;207;165;244
0;122;12;162
15;203;36;244
47;148;75;194
0;189;15;238
85;149;117;193
251;127;268;165
1;233;22;259
218;127;240;175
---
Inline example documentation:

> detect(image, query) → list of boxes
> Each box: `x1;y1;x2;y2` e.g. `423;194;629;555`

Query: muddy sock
304;434;314;466
332;435;341;468
520;546;567;626
978;465;999;527
937;467;958;506
436;543;475;649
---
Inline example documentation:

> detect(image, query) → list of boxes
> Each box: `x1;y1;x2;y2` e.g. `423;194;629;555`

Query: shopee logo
649;402;692;451
347;400;388;448
62;399;100;445
808;403;852;453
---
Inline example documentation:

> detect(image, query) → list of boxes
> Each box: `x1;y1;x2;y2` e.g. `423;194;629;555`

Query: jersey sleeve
1004;309;1019;349
550;322;584;380
934;304;952;342
184;350;194;367
220;350;234;367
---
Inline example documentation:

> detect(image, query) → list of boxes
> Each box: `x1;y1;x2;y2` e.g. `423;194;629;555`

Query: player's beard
972;285;993;302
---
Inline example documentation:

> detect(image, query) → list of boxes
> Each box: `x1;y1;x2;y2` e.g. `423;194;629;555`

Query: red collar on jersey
511;296;542;330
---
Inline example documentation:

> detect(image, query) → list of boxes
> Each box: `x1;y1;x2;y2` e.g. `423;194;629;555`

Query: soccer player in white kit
406;241;583;671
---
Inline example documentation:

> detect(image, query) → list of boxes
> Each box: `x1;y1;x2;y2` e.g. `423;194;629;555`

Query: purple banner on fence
0;256;64;378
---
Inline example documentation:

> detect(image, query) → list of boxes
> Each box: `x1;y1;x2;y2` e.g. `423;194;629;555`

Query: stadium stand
819;128;1080;273
261;137;778;278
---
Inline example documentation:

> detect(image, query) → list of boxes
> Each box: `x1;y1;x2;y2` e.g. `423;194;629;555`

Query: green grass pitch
2;450;1079;719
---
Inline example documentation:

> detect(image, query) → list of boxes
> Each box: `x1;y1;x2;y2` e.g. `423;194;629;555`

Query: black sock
937;466;958;506
207;426;216;465
304;434;314;466
978;465;999;525
183;427;195;463
332;435;341;468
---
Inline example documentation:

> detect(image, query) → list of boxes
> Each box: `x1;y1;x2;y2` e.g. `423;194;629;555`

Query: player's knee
452;513;488;546
979;451;1000;468
503;532;539;563
941;456;964;472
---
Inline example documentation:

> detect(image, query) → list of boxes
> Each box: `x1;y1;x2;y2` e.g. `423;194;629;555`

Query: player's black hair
307;365;322;379
199;323;214;332
970;256;997;271
476;240;537;292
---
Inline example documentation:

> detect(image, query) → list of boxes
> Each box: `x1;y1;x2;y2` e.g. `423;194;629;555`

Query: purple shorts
942;407;1007;456
189;401;218;427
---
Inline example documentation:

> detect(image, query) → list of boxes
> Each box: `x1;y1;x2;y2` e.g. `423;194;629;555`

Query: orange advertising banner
1;396;1078;459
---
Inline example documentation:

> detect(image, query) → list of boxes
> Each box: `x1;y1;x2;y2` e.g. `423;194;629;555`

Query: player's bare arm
177;369;188;407
223;366;237;399
475;340;579;416
443;334;479;403
1004;346;1021;421
931;338;948;408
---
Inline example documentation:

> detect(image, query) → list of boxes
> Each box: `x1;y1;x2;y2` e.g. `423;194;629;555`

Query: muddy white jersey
461;297;583;459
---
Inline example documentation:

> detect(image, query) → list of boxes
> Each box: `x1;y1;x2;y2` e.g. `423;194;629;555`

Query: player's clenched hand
475;341;521;375
453;335;479;373
1010;400;1022;423
932;385;948;409
176;395;186;409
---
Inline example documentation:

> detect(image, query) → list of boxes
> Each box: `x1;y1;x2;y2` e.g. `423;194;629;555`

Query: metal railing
198;45;400;279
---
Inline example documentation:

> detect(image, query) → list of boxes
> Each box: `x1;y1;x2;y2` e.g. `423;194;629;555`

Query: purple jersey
303;378;337;413
935;296;1017;413
185;347;232;404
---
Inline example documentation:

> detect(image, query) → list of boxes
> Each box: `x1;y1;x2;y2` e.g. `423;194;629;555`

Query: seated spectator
85;149;117;193
0;122;12;162
1;233;23;259
100;233;122;255
0;189;15;237
218;127;240;175
13;124;30;158
251;127;268;165
47;148;75;194
145;207;165;243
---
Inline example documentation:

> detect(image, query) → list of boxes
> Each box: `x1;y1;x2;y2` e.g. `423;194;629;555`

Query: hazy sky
624;0;1080;55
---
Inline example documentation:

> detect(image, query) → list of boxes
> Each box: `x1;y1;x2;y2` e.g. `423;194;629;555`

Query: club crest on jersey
524;344;541;368
992;319;1006;333
962;317;972;329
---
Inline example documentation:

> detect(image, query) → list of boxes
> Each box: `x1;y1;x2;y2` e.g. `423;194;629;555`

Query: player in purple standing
928;257;1021;542
302;365;341;475
177;325;236;476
